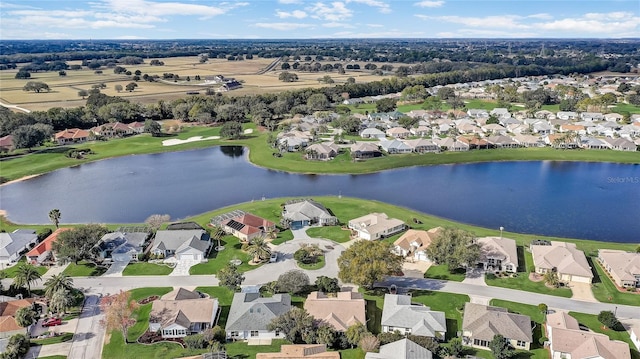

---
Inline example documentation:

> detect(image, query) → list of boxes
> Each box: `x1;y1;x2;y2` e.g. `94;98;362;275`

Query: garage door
571;275;592;284
179;254;194;261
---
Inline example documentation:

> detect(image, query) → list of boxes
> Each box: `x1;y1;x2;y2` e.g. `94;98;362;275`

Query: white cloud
414;1;444;8
254;22;314;30
309;2;353;21
328;29;425;38
346;0;391;14
104;0;247;18
275;9;308;19
417;14;530;29
367;23;383;28
323;22;355;28
278;0;302;3
436;29;538;38
527;13;552;20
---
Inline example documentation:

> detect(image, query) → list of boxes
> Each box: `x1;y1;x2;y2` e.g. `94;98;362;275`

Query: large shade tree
425;227;481;272
338;240;402;288
53;224;109;264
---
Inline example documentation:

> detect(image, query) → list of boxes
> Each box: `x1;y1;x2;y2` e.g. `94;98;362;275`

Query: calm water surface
1;146;638;242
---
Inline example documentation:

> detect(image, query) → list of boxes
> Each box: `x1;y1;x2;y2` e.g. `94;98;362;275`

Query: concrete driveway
569;282;598;302
102;259;130;277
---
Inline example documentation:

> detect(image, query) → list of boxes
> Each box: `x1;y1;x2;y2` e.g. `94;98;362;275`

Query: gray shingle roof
365;339;432;359
226;293;291;332
0;229;37;259
151;229;206;252
381;294;446;337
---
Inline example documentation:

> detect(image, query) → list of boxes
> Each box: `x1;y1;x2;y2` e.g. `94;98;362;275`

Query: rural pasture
0;56;385;111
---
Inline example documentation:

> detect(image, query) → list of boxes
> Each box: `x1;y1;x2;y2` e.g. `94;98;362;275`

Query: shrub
359;335;380;352
183;333;207;349
486;273;497;280
37;228;53;242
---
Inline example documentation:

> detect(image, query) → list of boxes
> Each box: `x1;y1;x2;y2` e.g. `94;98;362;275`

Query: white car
269;252;278;263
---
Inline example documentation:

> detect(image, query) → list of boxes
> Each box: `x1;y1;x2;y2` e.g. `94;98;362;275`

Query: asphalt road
68;294;106;359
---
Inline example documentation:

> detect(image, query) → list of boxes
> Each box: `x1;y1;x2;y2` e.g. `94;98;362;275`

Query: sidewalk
41;263;69;280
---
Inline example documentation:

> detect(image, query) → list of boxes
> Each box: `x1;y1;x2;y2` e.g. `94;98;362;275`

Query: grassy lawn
590;258;640;306
226;339;289;358
129;287;173;302
297;255;325;270
31;332;73;346
62;260;107;277
189;235;257;275
424;265;466;282
0;259;48;278
305;226;351;243
269;229;294;245
485;249;573;298
613;102;640;114
569;312;640;359
122;262;173;276
339;348;365;359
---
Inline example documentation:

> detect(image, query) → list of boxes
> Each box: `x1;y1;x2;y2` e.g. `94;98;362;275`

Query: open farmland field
0;56;403;111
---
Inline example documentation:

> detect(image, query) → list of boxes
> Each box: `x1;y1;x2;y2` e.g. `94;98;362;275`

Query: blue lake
1;146;639;242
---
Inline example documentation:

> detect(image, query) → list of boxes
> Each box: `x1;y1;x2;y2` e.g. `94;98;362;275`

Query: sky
0;0;638;40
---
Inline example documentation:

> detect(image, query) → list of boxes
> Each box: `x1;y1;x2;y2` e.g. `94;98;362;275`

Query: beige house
386;127;411;139
0;298;35;339
303;291;365;332
348;213;406;241
256;344;339;359
148;288;218;338
462;303;532;351
476;237;518;273
598;250;640;288
54;128;90;145
305;143;340;160
546;311;630;359
531;241;593;284
393;227;442;262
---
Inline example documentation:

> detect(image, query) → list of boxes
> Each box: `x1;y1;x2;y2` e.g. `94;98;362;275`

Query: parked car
42;317;62;327
269;252;278;263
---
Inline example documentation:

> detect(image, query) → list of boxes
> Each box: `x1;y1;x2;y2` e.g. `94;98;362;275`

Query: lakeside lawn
122;262;173;276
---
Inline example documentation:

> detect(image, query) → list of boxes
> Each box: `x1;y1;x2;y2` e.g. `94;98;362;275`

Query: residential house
404;138;439;153
433;137;469;151
604;138;637;151
393;227;442;262
544;134;580;149
604;113;623;122
381;294;446;339
54;128;90;145
0;229;37;268
150;229;211;261
598;250;640;288
91;122;135;138
457;123;482;135
531;241;593;284
534;110;555;119
581;112;604;121
462;302;533;351
486;135;519;148
348;213;406;241
95;231;149;262
149;288;218;339
582;137;611;150
220;80;242;91
476;237;518;273
513;134;544;148
257;344;339;359
304;291;366;332
305;142;340;161
26;228;70;265
221;212;276;243
467;109;489;119
556;111;578;120
546;311;630;359
365;338;433;359
386;127;411;139
490;108;511;118
560;124;586;135
458;136;490;150
226;293;291;340
379;139;412;154
282;199;338;229
128;121;146;134
359;128;386;139
350;142;382;159
0;135;13;151
410;125;430;137
278;131;312;152
532;121;553;135
631;328;640;351
0;298;36;339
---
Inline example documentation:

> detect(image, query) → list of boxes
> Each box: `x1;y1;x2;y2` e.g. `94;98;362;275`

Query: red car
42;317;62;327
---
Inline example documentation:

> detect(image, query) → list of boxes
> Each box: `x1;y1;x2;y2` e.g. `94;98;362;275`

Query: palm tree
48;209;61;228
543;270;560;288
13;263;42;296
14;306;37;327
244;236;271;263
44;274;74;300
49;288;73;315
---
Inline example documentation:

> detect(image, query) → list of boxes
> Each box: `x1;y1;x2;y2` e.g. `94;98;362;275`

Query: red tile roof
26;228;70;259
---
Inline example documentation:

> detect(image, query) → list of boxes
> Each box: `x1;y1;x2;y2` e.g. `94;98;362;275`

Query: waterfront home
91;122;136;138
226;293;291;340
462;303;532;351
433;137;469;151
257;344;339;359
282;199;338;229
486;135;520;148
348;213;406;240
305;143;340;161
598;250;640;289
393;227;442;261
95;231;148;262
304;291;366;332
26;228;70;265
350;142;382;158
365;338;432;359
381;294;446;339
476;237;518;273
149;229;211;262
546;311;630;359
221;212;275;243
404;138;439;153
0;229;37;268
531;241;593;284
604;138;637;151
379;139;412;154
54;128;90;145
149;288;218;339
513;134;544;148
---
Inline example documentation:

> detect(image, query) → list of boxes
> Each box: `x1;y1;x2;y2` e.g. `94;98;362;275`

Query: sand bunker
162;136;220;146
